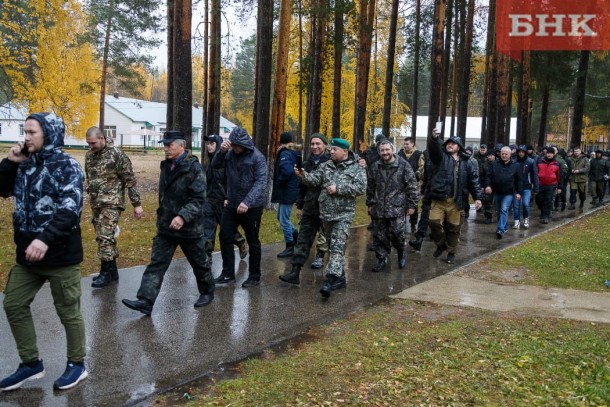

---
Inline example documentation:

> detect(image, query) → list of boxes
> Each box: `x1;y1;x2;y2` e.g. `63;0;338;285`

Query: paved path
0;204;605;406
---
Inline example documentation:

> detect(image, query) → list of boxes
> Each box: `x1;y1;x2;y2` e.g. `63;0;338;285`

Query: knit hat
331;138;350;150
375;134;386;143
310;133;328;145
280;132;293;144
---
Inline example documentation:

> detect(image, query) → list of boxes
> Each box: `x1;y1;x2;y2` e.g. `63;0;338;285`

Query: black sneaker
433;244;447;258
214;274;235;284
408;237;423;251
0;360;45;391
446;253;455;264
242;277;260;288
194;293;214;307
53;361;88;390
121;298;153;315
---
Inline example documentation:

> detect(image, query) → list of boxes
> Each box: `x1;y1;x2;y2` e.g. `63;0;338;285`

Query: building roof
104;95;237;131
0;102;28;121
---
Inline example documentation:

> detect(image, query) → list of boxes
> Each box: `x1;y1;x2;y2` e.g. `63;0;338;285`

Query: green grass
466;206;610;291
157;300;610;406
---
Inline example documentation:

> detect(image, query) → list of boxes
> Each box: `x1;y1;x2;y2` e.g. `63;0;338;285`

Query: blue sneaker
53;362;88;390
0;360;45;391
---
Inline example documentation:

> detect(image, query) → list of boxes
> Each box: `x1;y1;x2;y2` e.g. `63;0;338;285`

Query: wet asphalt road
0;204;593;406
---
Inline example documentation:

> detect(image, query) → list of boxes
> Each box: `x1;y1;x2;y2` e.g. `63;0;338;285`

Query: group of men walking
0;111;605;393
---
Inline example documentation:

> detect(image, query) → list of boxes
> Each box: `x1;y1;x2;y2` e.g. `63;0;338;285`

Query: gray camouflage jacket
300;151;367;222
366;155;419;218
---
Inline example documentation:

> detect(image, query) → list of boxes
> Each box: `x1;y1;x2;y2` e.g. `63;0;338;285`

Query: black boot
108;259;119;281
320;275;335;298
92;261;115;288
292;229;299;243
372;257;387;272
277;241;295;258
397;250;406;269
410;222;418;233
484;215;492;224
408;236;424;251
279;264;301;285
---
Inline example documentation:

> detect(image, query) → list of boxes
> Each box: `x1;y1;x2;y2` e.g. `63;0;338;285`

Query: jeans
494;193;513;233
276;203;296;243
513;189;531;220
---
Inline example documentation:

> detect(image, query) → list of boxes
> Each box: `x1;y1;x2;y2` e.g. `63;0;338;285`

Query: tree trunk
411;0;421;140
504;66;513;145
449;1;459;138
173;0;192;147
496;53;509;145
480;0;495;145
206;0;220;137
427;0;446;139
253;0;274;157
270;0;293;157
381;0;399;137
99;14;113;130
167;0;175;130
202;0;209;140
487;49;498;145
440;0;453;138
538;83;550;147
331;0;344;140
298;0;304;145
353;0;376;151
516;51;530;146
571;50;590;148
307;0;326;138
456;0;474;140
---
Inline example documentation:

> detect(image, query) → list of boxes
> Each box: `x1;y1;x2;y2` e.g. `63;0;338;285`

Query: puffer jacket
366;155;419;218
427;137;483;209
271;143;302;204
301;151;367;222
211;128;268;209
157;152;206;239
0;112;84;267
537;157;562;187
296;152;330;214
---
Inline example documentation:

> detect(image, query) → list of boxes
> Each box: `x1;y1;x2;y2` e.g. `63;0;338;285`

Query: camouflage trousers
292;210;328;267
92;206;121;261
322;219;351;278
372;216;406;259
137;234;214;305
429;198;463;254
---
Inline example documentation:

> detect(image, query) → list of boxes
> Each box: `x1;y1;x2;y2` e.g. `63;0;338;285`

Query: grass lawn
462;206;610;292
155;300;610;406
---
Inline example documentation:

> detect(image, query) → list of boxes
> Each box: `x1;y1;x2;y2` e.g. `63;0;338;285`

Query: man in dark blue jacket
271;132;302;258
0;113;88;391
122;131;215;315
513;145;538;229
484;146;523;238
212;127;268;288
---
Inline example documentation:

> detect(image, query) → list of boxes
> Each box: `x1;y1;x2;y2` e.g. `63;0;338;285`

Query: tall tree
456;0;474;140
380;0;399;138
167;0;175;129
516;51;530;146
427;0;446;139
571;50;590;148
331;0;346;140
85;0;162;129
253;0;274;157
206;0;221;138
439;0;453;137
172;0;193;147
410;0;422;140
305;0;327;139
480;0;495;145
353;0;376;150
201;0;209;140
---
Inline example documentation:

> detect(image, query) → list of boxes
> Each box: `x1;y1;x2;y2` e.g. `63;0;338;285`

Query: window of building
104;126;117;140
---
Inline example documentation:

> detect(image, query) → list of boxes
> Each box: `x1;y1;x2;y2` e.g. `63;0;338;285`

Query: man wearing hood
0;113;87;391
271;132;302;258
211;127;268;288
513;145;538;229
85;127;144;288
296;138;367;297
427;129;483;264
588;149;610;206
202;134;248;263
122;131;215;315
535;146;563;224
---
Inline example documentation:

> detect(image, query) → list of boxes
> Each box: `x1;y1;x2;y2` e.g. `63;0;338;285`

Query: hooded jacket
157;151;207;239
516;154;539;192
271;143;302;204
211;127;268;209
204;134;229;203
0;113;84;266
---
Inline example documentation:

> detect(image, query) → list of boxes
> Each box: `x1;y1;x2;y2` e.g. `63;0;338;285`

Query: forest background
1;0;609;160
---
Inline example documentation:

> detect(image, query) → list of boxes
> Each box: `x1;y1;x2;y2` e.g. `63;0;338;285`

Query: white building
0;95;238;149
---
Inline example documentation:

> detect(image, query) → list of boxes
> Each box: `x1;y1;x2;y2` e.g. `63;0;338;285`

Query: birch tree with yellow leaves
0;0;98;136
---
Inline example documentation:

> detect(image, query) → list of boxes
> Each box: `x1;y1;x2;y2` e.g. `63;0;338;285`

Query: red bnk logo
496;0;610;60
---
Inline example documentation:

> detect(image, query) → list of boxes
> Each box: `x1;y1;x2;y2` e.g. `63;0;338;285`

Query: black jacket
296;152;329;214
486;159;523;195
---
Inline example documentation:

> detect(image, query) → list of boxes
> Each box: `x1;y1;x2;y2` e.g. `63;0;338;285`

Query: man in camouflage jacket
367;139;419;272
122;131;214;315
296;138;366;298
85;127;143;288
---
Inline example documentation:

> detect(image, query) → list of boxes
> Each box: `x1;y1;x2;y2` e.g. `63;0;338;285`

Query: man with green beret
295;138;366;297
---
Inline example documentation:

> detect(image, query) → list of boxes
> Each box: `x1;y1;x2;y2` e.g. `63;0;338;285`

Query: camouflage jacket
366;155;419;218
85;140;141;209
301;151;367;222
157;152;206;239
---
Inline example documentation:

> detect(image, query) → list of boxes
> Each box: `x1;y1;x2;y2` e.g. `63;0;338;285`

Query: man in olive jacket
122;131;214;315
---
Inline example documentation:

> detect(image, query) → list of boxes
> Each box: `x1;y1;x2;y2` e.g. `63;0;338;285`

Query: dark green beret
331;138;350;150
